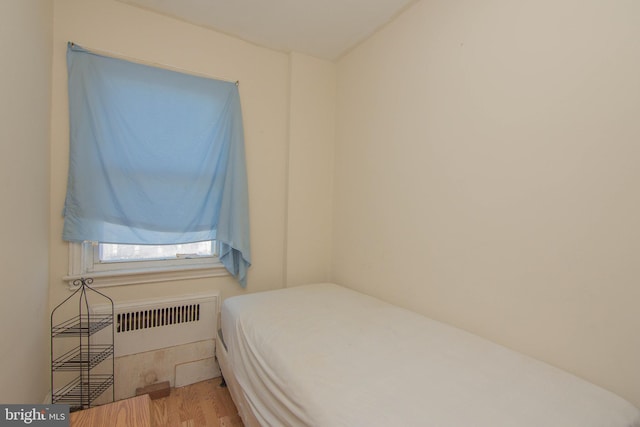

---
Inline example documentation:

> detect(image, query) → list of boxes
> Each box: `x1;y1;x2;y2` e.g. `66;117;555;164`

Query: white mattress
221;283;640;427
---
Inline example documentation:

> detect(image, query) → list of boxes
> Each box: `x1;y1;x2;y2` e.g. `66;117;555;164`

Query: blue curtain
63;43;251;286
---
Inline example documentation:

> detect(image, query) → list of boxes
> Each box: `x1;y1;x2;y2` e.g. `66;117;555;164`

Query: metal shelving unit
51;278;114;411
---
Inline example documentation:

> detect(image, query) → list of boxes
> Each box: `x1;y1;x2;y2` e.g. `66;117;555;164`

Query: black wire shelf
52;374;114;405
51;345;114;371
51;314;113;337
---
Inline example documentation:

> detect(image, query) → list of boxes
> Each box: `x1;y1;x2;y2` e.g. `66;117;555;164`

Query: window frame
64;241;228;289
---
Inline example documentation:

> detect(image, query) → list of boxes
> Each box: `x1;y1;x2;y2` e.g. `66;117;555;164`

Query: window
99;241;214;263
63;43;251;287
93;241;217;272
67;241;226;288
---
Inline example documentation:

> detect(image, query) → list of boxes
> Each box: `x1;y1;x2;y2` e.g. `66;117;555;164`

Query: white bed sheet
221;283;640;427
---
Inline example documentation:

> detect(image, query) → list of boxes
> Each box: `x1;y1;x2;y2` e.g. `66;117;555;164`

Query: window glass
99;241;214;263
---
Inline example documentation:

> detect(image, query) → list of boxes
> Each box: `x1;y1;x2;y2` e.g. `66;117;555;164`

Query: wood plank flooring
150;378;244;427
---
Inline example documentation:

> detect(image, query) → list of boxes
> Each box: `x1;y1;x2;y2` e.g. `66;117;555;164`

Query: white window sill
63;263;229;290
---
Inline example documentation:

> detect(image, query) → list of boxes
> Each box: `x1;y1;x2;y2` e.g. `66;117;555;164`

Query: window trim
64;242;228;289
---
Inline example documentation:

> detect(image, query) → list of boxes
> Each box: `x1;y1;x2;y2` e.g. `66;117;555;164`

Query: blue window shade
63;43;251;286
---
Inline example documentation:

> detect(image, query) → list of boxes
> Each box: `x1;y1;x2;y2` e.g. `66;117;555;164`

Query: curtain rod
69;42;239;86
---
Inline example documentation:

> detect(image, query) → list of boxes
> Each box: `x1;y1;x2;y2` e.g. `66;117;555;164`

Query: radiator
91;291;219;357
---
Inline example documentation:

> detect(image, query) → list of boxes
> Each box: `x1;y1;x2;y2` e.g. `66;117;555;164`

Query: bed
216;283;640;427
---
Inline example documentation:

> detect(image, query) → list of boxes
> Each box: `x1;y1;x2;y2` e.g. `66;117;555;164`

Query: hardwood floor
150;378;244;427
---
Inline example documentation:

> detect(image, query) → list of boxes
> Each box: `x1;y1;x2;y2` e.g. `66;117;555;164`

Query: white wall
334;0;640;407
49;0;293;309
0;0;52;403
286;52;336;286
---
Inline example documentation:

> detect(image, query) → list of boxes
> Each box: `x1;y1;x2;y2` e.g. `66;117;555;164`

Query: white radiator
91;291;219;357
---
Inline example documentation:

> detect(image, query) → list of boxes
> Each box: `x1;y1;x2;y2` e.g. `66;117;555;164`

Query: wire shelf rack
51;277;114;410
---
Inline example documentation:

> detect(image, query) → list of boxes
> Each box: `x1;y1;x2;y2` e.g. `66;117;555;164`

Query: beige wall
48;0;338;403
286;52;336;286
9;0;636;409
0;0;52;403
334;0;640;407
49;0;293;310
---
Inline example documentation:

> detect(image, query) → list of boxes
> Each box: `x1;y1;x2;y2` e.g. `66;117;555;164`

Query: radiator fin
117;303;201;333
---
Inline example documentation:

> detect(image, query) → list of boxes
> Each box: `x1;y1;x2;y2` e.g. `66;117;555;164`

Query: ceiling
117;0;416;60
